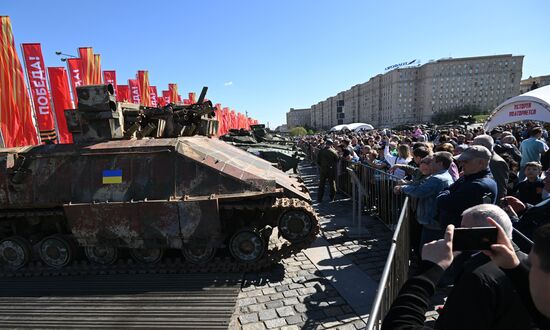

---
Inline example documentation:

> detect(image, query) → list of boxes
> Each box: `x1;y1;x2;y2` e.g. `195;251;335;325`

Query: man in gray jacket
472;134;509;200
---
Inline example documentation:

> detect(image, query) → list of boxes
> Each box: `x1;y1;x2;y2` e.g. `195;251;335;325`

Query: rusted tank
0;85;318;272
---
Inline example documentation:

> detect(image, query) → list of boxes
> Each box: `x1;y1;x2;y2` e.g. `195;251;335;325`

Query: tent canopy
329;122;374;132
484;85;550;131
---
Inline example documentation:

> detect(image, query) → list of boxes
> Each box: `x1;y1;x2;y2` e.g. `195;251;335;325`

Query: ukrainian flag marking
102;169;122;184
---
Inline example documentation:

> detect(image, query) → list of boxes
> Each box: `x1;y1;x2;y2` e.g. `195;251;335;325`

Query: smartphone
452;227;498;251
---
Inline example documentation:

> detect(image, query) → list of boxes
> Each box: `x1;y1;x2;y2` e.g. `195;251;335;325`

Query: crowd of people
299;122;550;329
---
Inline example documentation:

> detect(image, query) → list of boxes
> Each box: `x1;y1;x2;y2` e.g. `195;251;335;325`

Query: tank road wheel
129;248;164;264
39;235;74;268
229;229;266;263
182;245;216;264
278;210;314;243
85;246;118;265
0;236;32;270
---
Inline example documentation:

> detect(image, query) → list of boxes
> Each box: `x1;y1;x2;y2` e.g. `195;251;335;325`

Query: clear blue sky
3;0;549;127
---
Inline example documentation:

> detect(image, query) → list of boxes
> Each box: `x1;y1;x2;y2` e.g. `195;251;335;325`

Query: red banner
162;90;171;104
214;103;223;136
93;54;101;84
102;70;117;91
21;43;57;143
168;83;178;103
66;58;83;105
149;86;158;107
78;47;93;85
230;110;237;130
188;92;196;104
222;107;230;134
0;17;38;147
128;79;141;104
137;71;151;106
117;85;130;102
47;67;74;144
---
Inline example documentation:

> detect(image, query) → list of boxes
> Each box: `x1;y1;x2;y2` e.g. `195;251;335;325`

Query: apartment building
520;74;550;94
307;54;523;129
286;108;311;128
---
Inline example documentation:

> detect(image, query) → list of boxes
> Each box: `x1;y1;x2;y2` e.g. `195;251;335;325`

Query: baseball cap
325;139;334;145
455;145;492;162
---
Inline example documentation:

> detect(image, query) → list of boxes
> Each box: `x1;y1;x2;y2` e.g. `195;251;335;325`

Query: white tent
484;85;550;131
348;123;374;131
329;124;348;132
329;122;374;132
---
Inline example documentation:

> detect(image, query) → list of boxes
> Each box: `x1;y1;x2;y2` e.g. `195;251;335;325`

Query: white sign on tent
484;85;550;131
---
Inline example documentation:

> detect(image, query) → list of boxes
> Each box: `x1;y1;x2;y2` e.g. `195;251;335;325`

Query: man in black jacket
437;145;497;227
434;204;532;329
382;223;550;330
316;139;339;202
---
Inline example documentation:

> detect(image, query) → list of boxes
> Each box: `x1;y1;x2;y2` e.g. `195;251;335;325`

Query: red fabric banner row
0;16;259;147
0;17;38;147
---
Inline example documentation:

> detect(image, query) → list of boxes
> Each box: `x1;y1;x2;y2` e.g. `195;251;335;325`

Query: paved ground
230;162;394;329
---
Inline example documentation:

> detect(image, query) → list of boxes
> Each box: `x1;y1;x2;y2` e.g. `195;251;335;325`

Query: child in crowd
516;161;545;205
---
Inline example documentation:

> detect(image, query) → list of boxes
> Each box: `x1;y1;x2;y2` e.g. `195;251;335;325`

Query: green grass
473;114;490;123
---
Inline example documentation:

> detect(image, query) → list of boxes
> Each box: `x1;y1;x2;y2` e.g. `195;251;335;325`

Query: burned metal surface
64;198;222;249
177;137;309;200
64;200;184;249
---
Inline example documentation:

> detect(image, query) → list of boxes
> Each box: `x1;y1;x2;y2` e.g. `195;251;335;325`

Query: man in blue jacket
437;145;497;227
395;152;454;248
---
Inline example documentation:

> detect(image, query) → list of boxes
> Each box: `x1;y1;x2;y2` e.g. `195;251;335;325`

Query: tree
290;126;308;136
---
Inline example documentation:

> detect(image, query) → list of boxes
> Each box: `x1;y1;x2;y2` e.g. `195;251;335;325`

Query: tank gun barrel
135;87;215;138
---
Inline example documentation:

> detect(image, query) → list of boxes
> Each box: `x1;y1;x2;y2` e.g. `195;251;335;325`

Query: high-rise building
308;54;524;129
520;75;550;94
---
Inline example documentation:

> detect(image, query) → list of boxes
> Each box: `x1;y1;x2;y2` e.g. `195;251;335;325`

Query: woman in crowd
384;137;412;180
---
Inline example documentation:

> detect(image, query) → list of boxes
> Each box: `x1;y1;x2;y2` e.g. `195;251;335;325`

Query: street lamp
55;51;77;62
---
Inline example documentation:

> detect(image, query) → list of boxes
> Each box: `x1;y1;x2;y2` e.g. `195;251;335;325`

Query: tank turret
64;84;123;143
65;85;218;143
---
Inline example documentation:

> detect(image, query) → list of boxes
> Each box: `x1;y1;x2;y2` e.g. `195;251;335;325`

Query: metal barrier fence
365;197;411;330
337;159;406;228
304;144;405;228
303;143;410;329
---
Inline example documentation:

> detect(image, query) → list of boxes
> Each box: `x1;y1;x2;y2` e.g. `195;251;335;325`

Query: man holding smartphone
435;205;532;329
382;221;550;329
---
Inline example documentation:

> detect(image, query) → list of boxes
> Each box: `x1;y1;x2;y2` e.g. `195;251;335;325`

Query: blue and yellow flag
102;169;122;184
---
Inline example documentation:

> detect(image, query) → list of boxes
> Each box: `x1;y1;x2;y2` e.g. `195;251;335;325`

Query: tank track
0;198;319;278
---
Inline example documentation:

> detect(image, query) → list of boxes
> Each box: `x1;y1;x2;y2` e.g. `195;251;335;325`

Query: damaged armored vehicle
0;84;318;273
220;125;305;173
